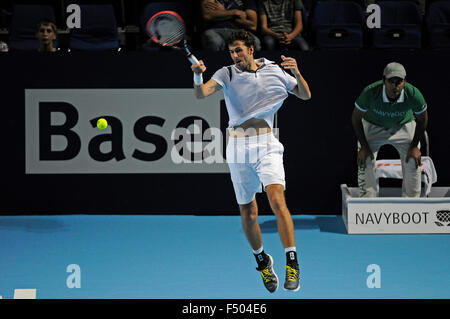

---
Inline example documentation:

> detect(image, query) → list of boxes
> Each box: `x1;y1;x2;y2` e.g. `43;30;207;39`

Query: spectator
258;0;309;51
36;20;57;52
201;0;262;51
0;41;8;52
351;62;428;198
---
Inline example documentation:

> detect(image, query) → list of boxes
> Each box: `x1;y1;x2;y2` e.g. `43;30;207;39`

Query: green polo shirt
355;80;427;128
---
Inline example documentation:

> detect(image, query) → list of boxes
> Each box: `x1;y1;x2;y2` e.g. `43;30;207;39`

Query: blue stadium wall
1;49;449;215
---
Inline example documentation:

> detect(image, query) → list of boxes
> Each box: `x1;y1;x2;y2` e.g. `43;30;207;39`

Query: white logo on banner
366;4;381;29
25;89;229;174
66;4;81;29
66;264;81;289
366;264;381;288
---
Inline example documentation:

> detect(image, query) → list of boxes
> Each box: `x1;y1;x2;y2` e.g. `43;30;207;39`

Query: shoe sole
283;284;300;292
265;254;279;293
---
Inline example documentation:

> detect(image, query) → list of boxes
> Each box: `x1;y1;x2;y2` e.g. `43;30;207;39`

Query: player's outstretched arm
191;60;222;99
280;55;311;100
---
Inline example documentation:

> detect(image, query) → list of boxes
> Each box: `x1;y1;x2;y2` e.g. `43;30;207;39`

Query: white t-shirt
211;58;298;128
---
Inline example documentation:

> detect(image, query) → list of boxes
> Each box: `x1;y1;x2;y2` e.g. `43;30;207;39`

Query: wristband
194;73;203;86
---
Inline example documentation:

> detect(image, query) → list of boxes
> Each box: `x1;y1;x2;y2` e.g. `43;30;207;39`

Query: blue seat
140;1;195;51
310;1;365;49
372;1;422;49
426;1;450;48
8;4;57;51
69;4;119;51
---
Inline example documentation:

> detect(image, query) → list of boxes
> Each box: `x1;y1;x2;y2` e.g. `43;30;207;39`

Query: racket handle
187;54;199;65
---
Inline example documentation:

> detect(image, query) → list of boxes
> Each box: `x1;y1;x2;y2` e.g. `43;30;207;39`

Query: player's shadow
0;217;67;233
259;215;347;234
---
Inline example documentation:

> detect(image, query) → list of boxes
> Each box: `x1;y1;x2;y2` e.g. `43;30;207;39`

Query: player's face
384;77;405;100
37;25;56;45
228;40;254;71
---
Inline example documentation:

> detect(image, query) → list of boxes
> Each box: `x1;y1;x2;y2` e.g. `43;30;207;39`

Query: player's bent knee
240;210;258;226
239;201;258;221
271;201;289;216
267;195;288;215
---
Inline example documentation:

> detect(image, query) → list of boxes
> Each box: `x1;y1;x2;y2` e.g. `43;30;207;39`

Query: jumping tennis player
191;30;311;292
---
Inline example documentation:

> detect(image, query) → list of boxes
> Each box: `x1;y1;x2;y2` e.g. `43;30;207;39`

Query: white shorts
226;132;286;205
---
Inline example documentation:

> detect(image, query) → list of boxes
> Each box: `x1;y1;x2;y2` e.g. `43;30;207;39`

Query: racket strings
162;27;184;44
150;15;185;45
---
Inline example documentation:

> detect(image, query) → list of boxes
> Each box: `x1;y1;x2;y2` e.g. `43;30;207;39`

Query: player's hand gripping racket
145;10;199;65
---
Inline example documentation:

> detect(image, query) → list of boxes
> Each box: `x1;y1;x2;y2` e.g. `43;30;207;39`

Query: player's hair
226;29;255;49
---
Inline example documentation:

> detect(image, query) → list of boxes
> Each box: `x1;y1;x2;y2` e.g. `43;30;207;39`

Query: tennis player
191;29;310;292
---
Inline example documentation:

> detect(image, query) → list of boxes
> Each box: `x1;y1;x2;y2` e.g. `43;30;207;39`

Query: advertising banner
25;89;229;174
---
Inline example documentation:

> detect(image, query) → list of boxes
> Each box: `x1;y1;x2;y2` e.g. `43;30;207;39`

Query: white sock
284;246;296;253
252;246;264;255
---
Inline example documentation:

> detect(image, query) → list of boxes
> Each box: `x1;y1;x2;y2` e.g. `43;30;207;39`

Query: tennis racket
145;10;199;65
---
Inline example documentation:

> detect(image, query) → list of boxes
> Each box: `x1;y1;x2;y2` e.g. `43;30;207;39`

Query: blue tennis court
0;214;448;299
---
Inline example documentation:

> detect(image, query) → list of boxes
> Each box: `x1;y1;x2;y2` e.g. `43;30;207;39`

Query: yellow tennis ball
97;118;108;130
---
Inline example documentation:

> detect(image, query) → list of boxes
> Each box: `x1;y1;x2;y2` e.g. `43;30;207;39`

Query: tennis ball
97;118;108;130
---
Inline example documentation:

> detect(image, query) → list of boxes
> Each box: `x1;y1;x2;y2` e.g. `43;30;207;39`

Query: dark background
0;49;449;215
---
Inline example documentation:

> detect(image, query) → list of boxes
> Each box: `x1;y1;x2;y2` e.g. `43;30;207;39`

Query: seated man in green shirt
351;62;428;197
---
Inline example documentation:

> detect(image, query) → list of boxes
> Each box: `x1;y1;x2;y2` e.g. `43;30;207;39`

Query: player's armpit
194;78;222;99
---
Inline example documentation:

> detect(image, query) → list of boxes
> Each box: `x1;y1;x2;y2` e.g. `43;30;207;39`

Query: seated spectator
258;0;309;51
36;20;58;52
201;0;261;51
0;41;8;52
